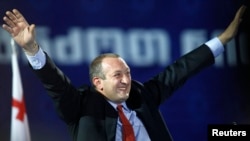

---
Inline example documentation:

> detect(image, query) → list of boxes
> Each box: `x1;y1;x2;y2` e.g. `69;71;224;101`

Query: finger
29;24;35;31
6;10;18;22
2;24;15;36
12;9;28;24
29;24;36;35
3;16;16;28
236;5;247;20
239;5;246;16
13;9;24;19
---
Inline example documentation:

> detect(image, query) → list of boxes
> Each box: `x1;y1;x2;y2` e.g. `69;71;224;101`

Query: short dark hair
89;53;120;85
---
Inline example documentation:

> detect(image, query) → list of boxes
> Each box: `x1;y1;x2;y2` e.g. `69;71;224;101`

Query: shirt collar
107;100;130;112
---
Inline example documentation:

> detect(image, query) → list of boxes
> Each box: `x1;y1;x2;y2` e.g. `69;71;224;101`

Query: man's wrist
23;41;39;56
205;37;224;58
26;46;46;70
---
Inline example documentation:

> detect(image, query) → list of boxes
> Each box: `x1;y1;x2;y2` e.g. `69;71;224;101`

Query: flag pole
10;38;31;141
11;38;16;54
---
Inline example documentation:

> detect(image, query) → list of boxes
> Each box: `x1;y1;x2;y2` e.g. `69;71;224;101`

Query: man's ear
92;77;103;91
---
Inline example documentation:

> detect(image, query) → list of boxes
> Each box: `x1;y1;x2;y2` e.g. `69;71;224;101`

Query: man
2;5;247;141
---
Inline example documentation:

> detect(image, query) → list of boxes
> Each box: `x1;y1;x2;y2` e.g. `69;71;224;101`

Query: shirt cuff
26;47;46;70
205;37;224;58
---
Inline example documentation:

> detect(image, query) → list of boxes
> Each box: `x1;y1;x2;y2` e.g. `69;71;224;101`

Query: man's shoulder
132;79;144;86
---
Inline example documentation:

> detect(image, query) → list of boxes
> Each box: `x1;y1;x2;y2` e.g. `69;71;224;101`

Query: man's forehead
102;57;130;70
102;57;125;64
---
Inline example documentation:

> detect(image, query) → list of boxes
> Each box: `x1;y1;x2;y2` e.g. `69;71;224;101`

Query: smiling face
92;56;131;104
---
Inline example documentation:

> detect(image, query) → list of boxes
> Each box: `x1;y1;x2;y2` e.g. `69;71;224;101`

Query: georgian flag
11;39;31;141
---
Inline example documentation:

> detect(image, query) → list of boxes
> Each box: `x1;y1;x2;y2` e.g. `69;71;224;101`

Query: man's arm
143;5;247;105
2;9;83;123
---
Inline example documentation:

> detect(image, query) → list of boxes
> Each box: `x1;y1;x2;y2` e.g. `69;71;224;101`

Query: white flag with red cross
10;39;31;141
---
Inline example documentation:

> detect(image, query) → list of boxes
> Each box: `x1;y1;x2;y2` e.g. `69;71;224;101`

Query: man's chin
120;92;129;97
118;93;129;100
115;96;129;104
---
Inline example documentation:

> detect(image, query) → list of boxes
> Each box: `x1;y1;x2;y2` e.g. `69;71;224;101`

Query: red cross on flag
11;39;31;141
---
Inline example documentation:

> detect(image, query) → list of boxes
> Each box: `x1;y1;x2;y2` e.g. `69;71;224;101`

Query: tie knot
117;104;123;111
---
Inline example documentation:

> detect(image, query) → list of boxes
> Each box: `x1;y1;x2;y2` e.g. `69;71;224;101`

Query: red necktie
117;105;136;141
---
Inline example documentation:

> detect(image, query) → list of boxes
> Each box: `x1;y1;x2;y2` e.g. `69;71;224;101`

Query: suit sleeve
143;44;215;105
30;52;84;124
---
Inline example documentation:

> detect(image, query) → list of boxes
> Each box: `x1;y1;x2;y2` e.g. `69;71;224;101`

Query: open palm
2;9;35;49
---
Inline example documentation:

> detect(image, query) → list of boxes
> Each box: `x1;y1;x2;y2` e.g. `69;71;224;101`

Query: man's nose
121;75;130;84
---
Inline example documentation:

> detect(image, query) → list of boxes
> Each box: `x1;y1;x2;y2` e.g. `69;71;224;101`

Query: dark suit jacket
32;44;215;141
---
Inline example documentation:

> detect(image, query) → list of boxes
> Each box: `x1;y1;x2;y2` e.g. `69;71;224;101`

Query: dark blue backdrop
0;0;250;141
